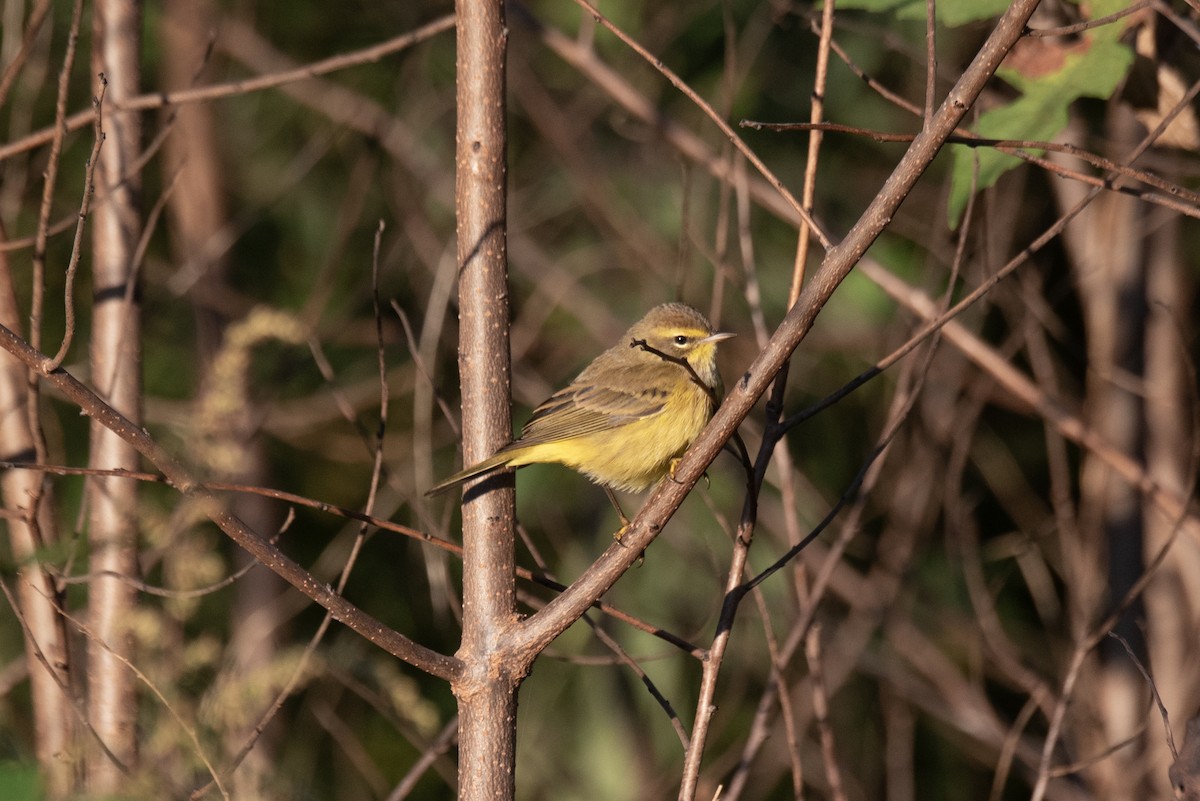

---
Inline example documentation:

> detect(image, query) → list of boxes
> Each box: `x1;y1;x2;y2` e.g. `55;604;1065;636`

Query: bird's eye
674;335;689;345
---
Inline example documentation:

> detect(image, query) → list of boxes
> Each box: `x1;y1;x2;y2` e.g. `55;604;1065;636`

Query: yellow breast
510;384;714;492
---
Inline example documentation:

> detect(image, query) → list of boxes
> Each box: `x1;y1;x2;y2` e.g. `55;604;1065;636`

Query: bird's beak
701;331;736;344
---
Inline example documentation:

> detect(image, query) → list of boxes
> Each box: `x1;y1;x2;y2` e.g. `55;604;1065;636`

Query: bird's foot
668;457;682;483
612;524;645;566
667;458;709;487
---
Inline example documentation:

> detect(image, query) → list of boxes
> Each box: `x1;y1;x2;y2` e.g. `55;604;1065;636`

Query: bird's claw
612;525;645;566
667;458;709;488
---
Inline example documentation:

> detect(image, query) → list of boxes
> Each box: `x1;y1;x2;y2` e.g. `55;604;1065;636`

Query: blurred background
1;1;1198;799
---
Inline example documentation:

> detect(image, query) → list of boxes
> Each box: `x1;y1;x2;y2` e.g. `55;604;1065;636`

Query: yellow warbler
427;303;733;515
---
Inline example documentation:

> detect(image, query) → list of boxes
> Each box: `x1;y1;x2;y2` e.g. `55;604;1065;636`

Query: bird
426;303;734;525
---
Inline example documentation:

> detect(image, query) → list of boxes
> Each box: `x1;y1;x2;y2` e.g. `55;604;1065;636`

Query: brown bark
1142;200;1200;796
451;1;522;799
0;227;74;797
86;0;143;789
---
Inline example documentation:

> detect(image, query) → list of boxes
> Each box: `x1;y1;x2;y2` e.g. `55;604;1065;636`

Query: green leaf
947;11;1134;225
0;763;42;801
832;0;1136;225
833;0;1011;27
832;0;913;12
923;0;1014;26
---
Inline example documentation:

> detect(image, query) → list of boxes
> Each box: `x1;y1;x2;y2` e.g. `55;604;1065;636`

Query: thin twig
924;0;937;126
740;123;1200;218
35;587;230;799
47;81;107;370
806;624;848;801
196;224;396;799
0;15;457;165
1025;0;1154;37
60;510;294;598
0;324;463;681
384;717;460;801
30;0;85;356
0;0;52;109
561;0;829;248
1108;632;1177;759
0;458;709;657
0;575;131;778
791;0;835;304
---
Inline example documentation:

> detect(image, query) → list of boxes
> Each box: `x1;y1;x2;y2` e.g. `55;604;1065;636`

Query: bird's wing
517;381;668;444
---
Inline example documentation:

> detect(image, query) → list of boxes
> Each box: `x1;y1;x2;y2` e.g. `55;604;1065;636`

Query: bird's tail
425;451;515;497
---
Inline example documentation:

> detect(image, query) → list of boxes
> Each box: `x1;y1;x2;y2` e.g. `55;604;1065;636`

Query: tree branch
0;323;462;683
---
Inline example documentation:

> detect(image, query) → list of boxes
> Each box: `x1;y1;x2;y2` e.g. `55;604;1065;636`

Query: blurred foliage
948;0;1136;222
1;0;1198;800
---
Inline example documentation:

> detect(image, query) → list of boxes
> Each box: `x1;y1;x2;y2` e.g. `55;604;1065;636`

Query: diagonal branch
510;0;1045;664
0;15;455;164
0;322;462;683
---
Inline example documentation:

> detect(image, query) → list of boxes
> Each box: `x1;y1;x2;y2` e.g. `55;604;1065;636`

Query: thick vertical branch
0;228;74;799
87;0;142;789
452;1;520;800
1143;213;1200;793
1049;112;1148;798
